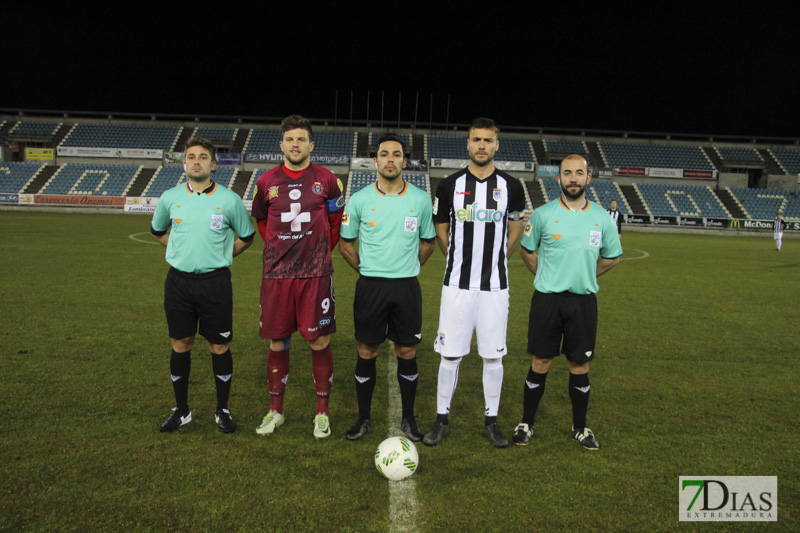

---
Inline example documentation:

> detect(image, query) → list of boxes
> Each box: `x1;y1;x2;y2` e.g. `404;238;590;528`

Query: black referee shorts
164;267;233;345
527;291;597;364
353;276;422;346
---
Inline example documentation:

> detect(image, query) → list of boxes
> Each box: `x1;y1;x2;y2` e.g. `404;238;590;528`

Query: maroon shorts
259;276;336;340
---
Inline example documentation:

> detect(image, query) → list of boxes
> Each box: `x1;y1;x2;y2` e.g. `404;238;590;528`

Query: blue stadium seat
10;121;61;136
729;187;800;220
600;142;714;170
636;183;728;217
0;161;45;193
61;124;181;150
769;148;800;175
42;163;140;196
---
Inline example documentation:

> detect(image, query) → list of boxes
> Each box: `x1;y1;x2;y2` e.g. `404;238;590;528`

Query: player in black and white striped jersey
424;118;526;448
607;200;622;240
774;213;786;251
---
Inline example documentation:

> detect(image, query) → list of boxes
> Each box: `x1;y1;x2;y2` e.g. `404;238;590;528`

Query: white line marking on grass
387;342;418;533
128;232;160;244
620;248;649;261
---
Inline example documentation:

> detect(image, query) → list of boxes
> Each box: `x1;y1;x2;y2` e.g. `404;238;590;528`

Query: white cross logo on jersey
281;202;311;231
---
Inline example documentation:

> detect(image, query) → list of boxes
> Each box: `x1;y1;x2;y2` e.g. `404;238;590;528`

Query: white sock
482;357;504;418
436;357;461;415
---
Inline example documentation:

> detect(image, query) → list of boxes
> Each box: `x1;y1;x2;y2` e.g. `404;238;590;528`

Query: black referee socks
170;349;191;412
212;349;233;411
569;372;590;431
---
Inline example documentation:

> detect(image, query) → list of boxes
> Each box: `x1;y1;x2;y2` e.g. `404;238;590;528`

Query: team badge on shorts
589;230;602;247
210;214;223;230
404;217;418;232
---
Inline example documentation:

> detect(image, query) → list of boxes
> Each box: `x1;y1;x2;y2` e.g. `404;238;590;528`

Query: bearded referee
151;137;255;433
513;154;622;449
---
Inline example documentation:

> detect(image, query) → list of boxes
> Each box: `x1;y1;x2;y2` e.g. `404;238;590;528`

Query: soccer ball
374;436;419;481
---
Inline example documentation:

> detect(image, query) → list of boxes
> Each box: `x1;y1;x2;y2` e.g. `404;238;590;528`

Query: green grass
1;211;797;531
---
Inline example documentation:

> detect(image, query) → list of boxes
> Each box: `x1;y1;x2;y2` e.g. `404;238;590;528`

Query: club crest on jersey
210;214;223;230
493;188;502;201
269;186;278;199
313;182;323;195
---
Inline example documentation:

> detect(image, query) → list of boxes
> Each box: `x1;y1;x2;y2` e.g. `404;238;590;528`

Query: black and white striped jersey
434;168;526;291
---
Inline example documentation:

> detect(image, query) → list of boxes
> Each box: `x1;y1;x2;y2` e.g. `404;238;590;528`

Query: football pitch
1;210;797;531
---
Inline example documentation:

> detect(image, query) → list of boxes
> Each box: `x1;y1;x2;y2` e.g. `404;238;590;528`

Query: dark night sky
4;6;797;139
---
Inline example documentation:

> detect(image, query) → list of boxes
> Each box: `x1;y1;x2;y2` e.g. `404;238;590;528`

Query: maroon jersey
252;163;343;279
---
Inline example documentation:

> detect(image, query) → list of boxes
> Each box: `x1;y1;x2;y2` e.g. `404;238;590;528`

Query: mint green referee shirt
521;197;622;294
340;180;435;278
151;181;255;274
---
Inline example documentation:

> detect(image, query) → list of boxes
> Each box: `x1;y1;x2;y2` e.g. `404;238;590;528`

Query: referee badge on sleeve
342;212;350;226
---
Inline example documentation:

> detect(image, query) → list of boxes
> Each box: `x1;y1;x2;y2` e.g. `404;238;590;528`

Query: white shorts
433;285;509;359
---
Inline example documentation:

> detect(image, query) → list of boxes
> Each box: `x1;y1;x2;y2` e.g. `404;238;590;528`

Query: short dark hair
184;136;216;161
281;114;314;142
469;117;499;136
375;133;406;155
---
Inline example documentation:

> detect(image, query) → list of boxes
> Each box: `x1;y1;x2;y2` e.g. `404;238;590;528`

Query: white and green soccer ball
374;436;419;481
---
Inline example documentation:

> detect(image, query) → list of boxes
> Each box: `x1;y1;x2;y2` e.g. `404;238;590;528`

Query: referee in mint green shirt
513;154;622;450
151;137;255;434
339;134;436;442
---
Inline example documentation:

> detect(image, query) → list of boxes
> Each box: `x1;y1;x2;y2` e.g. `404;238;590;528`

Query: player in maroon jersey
251;115;344;439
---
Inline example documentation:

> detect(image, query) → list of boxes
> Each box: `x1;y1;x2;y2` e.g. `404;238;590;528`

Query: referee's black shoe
400;417;424;442
160;408;192;432
215;409;236;434
483;422;509;448
572;427;600;450
346;418;371;440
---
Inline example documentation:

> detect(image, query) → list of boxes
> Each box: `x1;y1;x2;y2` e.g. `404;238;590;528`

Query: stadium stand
715;146;763;164
346;171;428;200
636;183;729;217
729;187;800;220
768;148;800;175
41;163;141;196
427;135;467;160
599;141;714;170
313;131;356;158
543;138;587;156
427;134;533;163
0;161;45;193
142;166;238;198
191;127;237;142
10;122;61;137
539;178;629;212
60;124;182;150
244;128;283;154
244;129;354;159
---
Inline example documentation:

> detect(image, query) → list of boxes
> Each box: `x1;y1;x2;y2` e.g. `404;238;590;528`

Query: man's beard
561;182;585;200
